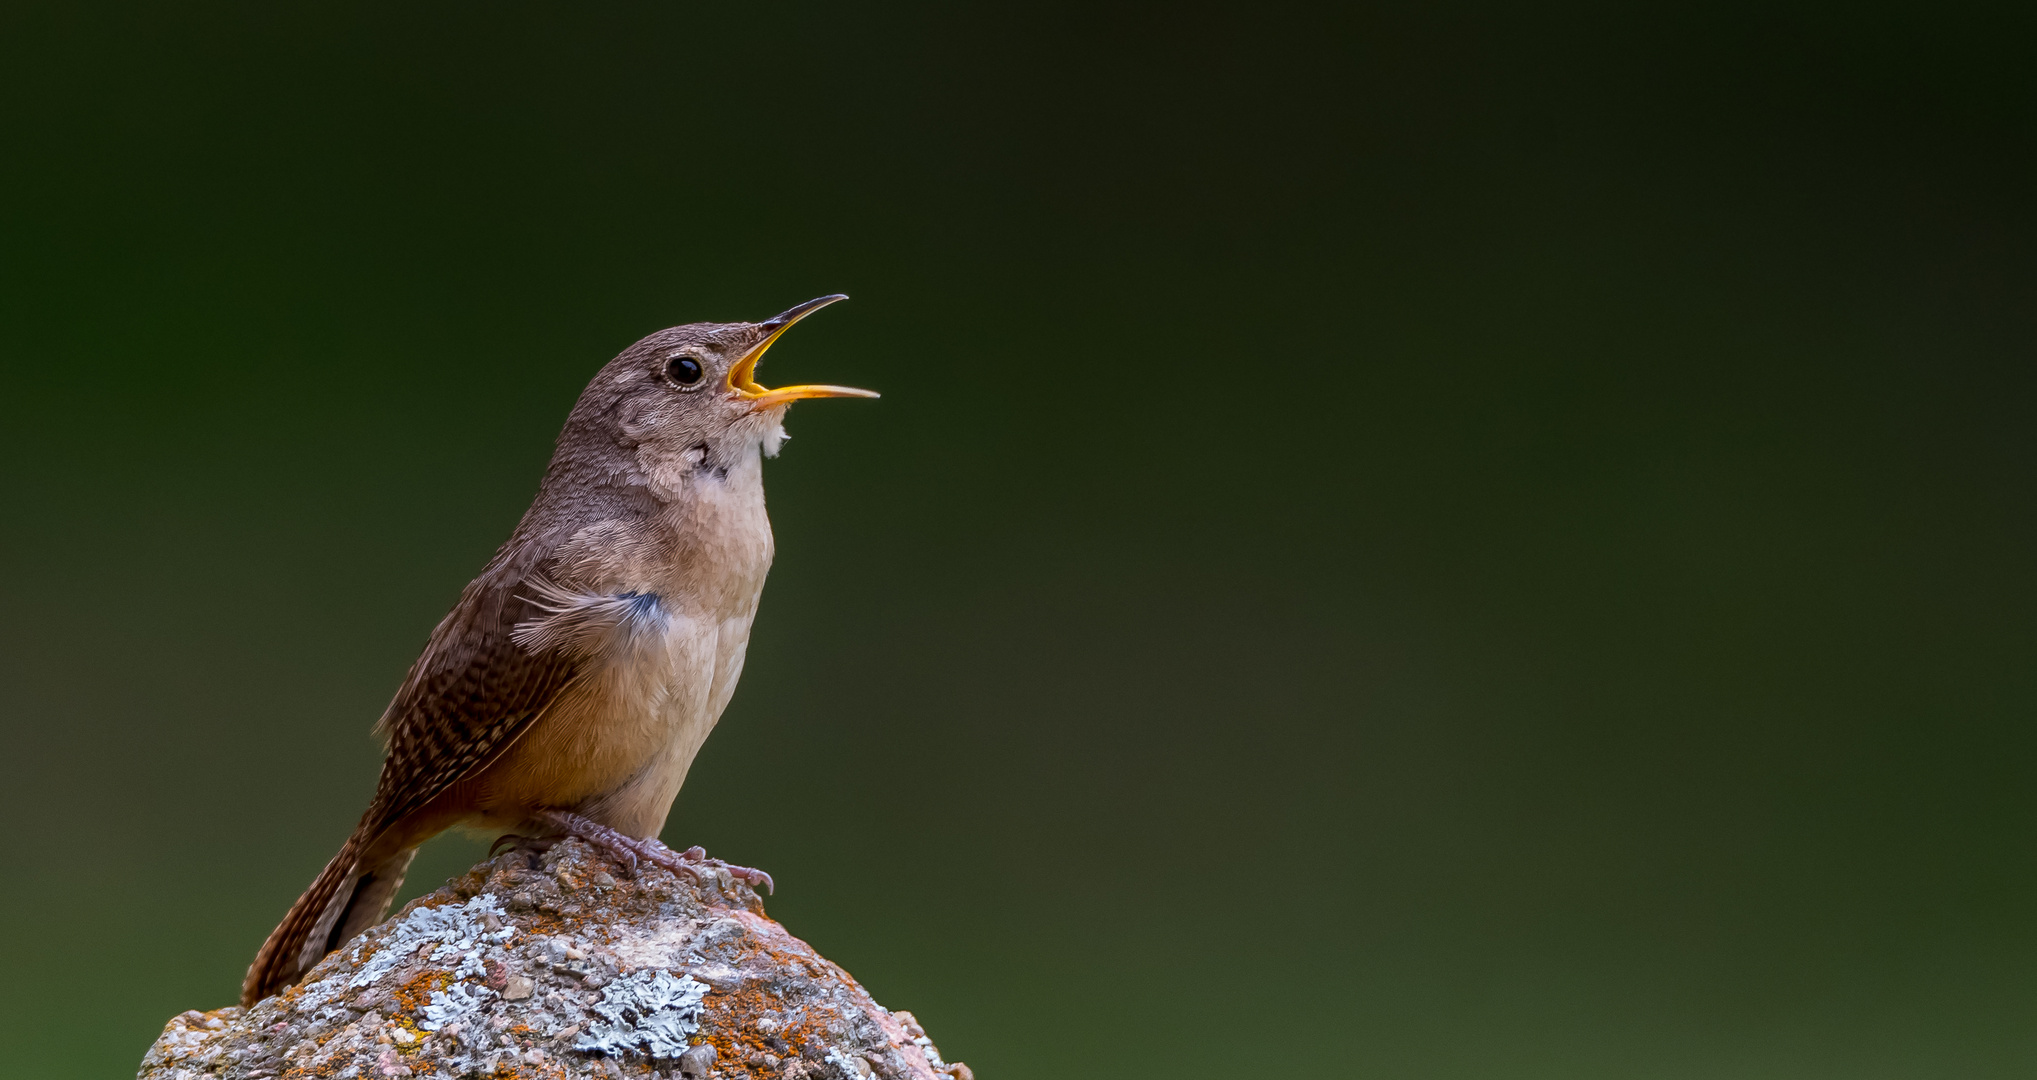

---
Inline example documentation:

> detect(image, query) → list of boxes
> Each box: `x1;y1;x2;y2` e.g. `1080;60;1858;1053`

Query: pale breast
470;453;776;838
556;596;760;837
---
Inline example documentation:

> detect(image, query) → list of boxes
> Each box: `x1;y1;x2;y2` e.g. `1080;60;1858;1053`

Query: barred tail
241;835;417;1005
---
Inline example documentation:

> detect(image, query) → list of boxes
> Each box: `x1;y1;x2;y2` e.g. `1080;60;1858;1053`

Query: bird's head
562;295;877;481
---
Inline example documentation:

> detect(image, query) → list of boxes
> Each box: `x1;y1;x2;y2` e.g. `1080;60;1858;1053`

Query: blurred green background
3;3;2035;1077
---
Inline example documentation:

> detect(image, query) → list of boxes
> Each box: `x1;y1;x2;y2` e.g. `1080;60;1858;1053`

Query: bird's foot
488;832;558;870
673;846;775;895
530;810;774;894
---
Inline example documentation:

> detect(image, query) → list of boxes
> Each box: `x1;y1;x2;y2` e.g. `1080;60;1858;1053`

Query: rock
677;1042;717;1080
138;840;971;1080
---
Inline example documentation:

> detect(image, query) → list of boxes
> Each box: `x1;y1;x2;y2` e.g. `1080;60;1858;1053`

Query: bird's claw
489;832;561;870
649;841;774;895
725;864;776;894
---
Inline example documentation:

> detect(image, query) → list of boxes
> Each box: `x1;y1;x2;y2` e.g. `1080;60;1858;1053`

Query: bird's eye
666;356;704;387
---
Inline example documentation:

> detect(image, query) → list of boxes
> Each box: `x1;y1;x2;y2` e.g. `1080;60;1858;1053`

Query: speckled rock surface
138;840;972;1080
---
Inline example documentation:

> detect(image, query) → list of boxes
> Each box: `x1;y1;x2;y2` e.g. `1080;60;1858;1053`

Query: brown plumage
242;296;875;1005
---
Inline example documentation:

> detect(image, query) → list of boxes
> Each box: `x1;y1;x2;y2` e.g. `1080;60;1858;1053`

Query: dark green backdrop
3;3;2034;1077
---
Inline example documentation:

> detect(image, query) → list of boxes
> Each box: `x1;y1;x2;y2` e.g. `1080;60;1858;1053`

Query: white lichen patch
419;980;498;1031
348;892;516;988
573;969;710;1058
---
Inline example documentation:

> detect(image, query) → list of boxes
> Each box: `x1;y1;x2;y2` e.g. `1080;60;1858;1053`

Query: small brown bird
242;296;876;1005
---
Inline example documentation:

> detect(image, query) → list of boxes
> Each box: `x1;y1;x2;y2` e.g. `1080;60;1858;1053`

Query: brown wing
359;565;579;838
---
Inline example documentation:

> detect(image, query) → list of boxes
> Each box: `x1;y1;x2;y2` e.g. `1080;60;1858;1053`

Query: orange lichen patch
395;968;453;1016
520;912;570;938
276;981;308;1009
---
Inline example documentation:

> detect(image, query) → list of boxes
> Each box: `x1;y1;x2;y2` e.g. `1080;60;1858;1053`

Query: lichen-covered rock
138;840;972;1080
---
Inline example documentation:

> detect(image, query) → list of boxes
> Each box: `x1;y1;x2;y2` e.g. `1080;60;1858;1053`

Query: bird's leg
530;810;653;877
531;810;774;894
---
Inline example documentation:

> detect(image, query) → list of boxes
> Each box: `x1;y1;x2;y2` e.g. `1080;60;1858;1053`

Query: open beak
728;294;880;411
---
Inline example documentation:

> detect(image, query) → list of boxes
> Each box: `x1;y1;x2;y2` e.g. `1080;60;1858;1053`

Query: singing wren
242;295;876;1005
